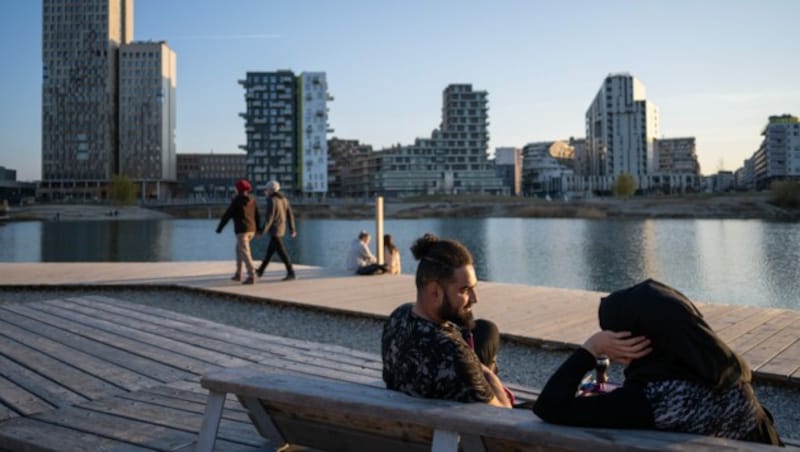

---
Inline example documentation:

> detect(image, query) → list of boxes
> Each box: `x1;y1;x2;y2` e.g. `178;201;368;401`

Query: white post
376;196;384;264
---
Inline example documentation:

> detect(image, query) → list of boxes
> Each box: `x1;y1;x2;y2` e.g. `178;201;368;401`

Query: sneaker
242;276;255;285
282;273;296;281
231;274;242;282
255;267;265;278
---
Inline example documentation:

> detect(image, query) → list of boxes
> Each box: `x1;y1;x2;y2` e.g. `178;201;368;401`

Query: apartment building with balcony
239;70;332;196
118;40;177;199
239;71;297;192
298;73;332;194
521;141;575;196
751;114;800;189
374;84;508;196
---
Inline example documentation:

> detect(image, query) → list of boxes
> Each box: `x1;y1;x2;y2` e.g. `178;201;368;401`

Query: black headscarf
598;279;750;389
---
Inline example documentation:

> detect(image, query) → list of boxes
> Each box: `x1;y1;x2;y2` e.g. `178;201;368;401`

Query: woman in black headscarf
533;279;782;446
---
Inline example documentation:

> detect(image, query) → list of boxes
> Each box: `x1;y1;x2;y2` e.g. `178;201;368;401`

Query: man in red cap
216;179;261;284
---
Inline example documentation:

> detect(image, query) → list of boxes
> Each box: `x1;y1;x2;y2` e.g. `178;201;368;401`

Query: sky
2;0;799;181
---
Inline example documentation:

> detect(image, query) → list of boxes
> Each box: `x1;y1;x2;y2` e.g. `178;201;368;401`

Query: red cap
235;179;252;194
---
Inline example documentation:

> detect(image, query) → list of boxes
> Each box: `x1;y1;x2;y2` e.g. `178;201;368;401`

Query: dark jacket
262;192;295;237
533;280;782;446
216;193;260;234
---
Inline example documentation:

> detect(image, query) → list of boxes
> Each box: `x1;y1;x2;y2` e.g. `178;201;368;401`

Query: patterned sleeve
435;336;494;403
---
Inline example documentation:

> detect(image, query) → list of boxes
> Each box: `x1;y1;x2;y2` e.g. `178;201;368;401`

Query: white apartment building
119;41;177;199
298;72;332;195
586;73;659;185
751;114;800;189
521;141;575;195
41;0;133;198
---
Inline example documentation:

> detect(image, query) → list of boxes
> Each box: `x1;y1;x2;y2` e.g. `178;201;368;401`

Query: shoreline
3;193;799;222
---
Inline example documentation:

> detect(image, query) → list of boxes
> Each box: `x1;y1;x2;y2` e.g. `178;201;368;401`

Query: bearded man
381;234;512;408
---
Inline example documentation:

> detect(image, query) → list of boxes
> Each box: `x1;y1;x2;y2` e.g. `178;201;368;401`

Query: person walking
256;180;297;281
216;179;260;284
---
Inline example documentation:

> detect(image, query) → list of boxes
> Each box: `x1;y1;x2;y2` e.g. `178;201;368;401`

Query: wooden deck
0;295;542;450
1;261;800;387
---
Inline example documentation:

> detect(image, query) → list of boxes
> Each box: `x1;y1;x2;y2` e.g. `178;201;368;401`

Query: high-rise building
119;41;177;198
751;114;800;189
239;71;297;192
586;73;659;184
41;0;133;190
375;84;507;196
298;73;331;194
41;0;175;200
239;70;332;195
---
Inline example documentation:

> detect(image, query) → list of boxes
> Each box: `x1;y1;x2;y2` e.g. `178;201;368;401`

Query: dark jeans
355;263;386;275
258;236;294;275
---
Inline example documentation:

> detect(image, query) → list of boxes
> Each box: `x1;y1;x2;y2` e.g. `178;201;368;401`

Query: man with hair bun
381;234;512;408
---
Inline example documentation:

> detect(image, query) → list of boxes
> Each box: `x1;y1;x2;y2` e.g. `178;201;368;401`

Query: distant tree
108;175;137;206
612;173;637;198
769;180;800;208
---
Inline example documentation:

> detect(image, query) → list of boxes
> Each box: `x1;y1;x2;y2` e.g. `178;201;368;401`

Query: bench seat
197;368;788;451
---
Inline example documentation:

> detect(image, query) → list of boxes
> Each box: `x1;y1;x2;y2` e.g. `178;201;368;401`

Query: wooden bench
196;368;789;451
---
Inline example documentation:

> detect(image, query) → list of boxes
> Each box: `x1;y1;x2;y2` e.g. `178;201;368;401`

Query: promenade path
2;261;800;386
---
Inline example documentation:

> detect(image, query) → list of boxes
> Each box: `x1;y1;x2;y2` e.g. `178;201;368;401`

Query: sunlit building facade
375;84;508;196
118;40;177;199
586;73;659;184
240;70;332;195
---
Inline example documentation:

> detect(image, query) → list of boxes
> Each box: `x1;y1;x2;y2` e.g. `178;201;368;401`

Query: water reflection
1;217;798;310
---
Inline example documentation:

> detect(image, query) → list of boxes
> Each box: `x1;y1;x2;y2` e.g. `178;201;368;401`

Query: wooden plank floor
0;295;540;450
2;261;800;385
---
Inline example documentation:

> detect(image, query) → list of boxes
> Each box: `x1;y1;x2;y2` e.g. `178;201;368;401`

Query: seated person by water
381;234;512;408
346;230;388;275
532;279;783;446
383;234;402;275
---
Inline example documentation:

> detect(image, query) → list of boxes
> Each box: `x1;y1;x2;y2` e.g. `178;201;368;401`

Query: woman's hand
582;330;652;365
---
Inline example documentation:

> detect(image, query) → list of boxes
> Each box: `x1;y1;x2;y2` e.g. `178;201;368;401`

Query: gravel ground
1;287;797;442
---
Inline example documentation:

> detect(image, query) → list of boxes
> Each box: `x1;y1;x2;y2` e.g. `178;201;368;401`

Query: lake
1;217;798;310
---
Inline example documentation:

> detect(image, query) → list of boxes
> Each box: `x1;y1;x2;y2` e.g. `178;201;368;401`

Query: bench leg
196;390;226;452
240;395;288;450
431;430;459;452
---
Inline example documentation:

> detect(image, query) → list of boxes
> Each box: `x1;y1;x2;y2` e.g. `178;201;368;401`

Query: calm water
1;218;799;310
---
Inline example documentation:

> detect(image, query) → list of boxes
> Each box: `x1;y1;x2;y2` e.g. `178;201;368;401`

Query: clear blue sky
2;0;799;181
